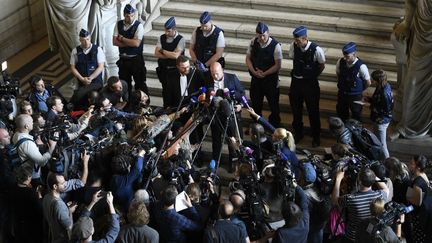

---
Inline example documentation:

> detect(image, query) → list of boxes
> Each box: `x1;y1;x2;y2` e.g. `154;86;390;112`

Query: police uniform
288;26;325;146
156;17;186;108
114;4;148;97
336;42;370;122
190;11;225;67
70;29;106;109
247;22;282;127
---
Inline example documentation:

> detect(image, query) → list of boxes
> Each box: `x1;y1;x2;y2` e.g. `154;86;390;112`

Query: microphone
223;88;231;99
208;89;216;104
189;87;207;97
198;92;206;103
209;159;216;172
215;89;224;97
218;99;233;119
212;96;223;108
244;147;254;156
241;96;251;109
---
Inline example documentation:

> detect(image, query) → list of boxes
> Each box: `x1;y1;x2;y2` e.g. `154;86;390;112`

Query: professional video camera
270;142;297;202
337;150;373;192
0;61;19;125
302;150;334;195
366;201;414;237
0;61;20;97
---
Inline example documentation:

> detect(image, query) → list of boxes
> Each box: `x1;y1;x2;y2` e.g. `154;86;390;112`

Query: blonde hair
128;201;150;225
274;128;296;152
370;198;385;217
186;183;201;203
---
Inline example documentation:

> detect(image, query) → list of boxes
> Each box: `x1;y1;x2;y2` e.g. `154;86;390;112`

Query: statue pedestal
388;136;432;161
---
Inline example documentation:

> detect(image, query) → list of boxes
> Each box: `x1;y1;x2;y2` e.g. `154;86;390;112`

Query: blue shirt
154;205;201;243
111;156;144;212
35;90;49;113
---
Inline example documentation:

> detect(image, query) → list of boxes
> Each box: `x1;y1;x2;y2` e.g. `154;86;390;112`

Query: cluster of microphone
187;86;251;113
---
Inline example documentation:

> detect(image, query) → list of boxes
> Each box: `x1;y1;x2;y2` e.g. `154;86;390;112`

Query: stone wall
0;0;46;61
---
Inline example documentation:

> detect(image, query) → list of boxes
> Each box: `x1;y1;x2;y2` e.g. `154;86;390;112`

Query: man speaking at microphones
164;55;205;109
205;62;245;172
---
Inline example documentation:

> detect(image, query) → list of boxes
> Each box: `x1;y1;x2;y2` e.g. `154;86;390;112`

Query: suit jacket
204;72;245;102
164;68;204;108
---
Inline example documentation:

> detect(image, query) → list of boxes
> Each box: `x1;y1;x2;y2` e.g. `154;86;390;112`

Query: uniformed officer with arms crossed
189;11;225;70
246;22;282;128
288;26;326;147
336;42;371;122
70;29;106;110
113;4;148;98
154;17;186;108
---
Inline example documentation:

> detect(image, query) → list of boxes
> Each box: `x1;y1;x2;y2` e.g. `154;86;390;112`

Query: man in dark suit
205;62;245;172
164;55;204;109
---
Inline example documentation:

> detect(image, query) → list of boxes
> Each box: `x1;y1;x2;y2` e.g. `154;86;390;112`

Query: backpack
344;120;383;160
7;138;33;169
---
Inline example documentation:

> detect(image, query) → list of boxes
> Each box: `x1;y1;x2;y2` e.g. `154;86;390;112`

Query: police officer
246;22;282;128
336;42;371;122
154;17;186;108
70;29;106;110
288;26;326;147
113;4;148;98
189;11;225;70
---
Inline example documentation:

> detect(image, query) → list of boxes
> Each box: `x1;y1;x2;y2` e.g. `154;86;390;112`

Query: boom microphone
241;96;251;109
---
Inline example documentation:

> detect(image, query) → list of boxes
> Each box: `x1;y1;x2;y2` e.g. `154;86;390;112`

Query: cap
256;22;269;34
200;11;211;24
303;162;317;184
293;26;307;38
165;17;176;29
71;216;93;240
342;42;357;55
124;4;135;14
79;29;90;38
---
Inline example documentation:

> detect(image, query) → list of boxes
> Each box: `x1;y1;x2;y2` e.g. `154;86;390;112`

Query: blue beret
200;11;211;24
303;162;317;184
165;17;176;29
342;42;357;55
256;22;269;34
293;26;307;38
79;29;90;38
124;4;135;14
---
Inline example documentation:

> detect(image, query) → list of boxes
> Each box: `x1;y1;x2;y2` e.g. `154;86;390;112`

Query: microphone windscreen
241;96;250;108
200;87;207;94
219;99;232;117
223;88;230;98
209;159;216;171
215;89;224;97
198;93;206;103
213;96;223;108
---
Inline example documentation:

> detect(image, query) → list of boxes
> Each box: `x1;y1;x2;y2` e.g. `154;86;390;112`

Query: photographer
204;200;248;243
247;107;299;176
331;167;389;242
12;114;57;184
242;123;273;171
110;148;146;213
26;75;63;114
272;183;309;243
45;96;92;141
356;198;401;243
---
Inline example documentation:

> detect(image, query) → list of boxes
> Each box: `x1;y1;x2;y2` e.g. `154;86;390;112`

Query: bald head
210;62;224;81
229;190;246;211
15;114;33;132
218;200;234;219
0;128;10;148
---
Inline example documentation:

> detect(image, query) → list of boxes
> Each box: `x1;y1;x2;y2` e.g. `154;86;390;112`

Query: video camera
0;61;20;97
366;201;413;236
302;150;334;195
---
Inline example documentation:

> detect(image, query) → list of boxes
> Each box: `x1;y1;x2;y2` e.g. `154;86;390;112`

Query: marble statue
392;0;432;139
